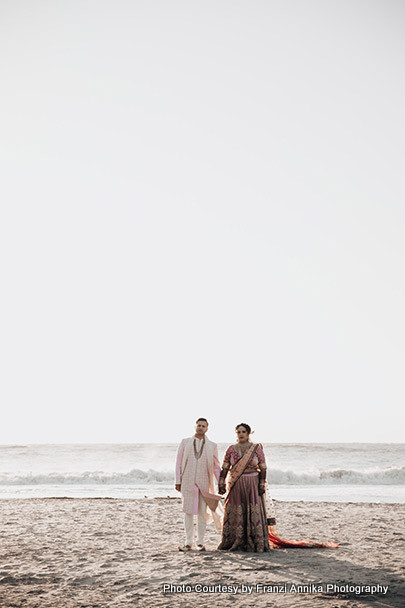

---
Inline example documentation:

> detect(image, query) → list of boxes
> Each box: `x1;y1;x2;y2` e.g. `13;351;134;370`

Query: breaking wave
0;467;404;486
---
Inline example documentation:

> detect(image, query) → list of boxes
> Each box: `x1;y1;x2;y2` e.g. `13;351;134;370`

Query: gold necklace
237;441;252;457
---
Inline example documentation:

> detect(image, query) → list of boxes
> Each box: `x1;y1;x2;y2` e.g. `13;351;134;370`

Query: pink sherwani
176;436;221;514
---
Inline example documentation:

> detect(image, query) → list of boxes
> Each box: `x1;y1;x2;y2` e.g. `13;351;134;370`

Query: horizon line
0;441;404;446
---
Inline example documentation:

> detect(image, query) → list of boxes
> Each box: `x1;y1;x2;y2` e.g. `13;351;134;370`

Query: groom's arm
175;439;186;489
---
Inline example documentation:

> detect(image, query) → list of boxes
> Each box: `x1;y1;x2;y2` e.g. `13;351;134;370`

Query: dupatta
225;443;260;504
262;484;339;549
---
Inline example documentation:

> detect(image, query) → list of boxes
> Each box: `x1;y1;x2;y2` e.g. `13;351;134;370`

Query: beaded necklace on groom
193;420;207;459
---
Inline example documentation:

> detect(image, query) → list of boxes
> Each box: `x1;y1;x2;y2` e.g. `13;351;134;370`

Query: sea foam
1;467;403;486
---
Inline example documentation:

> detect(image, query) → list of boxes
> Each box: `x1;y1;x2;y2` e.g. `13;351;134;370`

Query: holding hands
218;481;226;495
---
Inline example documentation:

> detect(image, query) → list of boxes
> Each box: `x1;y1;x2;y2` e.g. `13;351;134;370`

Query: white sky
1;0;404;444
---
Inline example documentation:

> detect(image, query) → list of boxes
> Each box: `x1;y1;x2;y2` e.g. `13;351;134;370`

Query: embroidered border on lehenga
218;471;270;552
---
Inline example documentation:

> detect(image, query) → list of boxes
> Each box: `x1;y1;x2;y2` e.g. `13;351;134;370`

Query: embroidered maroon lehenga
218;443;270;552
218;443;338;552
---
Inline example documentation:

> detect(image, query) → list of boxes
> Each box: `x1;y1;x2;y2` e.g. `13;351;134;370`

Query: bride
217;423;339;551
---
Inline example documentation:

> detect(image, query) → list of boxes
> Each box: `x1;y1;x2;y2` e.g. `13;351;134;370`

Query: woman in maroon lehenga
218;423;339;552
218;423;270;552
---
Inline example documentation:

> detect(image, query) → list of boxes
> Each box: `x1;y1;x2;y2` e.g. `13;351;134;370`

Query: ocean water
0;443;404;503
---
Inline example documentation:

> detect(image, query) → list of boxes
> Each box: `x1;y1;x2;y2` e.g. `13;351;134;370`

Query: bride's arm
257;443;267;495
258;445;277;526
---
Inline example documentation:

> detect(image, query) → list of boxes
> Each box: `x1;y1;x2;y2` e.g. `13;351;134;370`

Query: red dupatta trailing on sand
263;482;339;549
267;532;338;549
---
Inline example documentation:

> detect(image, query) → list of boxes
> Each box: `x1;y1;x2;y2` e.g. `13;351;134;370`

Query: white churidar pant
184;491;207;545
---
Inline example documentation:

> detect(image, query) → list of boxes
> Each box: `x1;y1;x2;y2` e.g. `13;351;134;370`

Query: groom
175;418;222;551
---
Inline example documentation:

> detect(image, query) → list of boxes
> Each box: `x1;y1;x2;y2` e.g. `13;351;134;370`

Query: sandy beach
0;498;403;608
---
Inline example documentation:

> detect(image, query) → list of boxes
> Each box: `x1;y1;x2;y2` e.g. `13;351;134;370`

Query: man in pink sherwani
175;418;222;551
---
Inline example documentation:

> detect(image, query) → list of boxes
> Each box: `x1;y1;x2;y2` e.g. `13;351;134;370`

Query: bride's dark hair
235;423;252;434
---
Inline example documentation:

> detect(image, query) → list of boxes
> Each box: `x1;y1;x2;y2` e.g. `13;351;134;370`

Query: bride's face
236;427;249;443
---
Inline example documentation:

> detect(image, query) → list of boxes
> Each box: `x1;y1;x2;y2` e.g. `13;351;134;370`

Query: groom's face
195;420;208;435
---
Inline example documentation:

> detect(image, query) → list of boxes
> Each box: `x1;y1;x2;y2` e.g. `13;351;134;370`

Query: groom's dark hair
196;417;208;424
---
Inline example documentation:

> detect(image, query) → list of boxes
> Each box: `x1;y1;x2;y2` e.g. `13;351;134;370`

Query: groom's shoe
196;544;206;551
178;545;192;552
